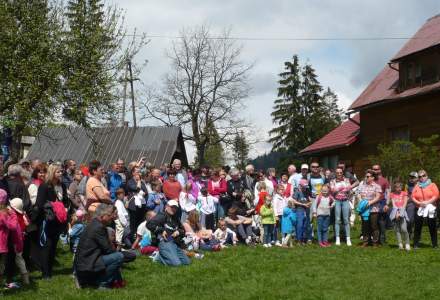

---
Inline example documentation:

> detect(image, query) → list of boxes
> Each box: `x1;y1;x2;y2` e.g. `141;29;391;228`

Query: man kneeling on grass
74;204;125;289
146;200;190;266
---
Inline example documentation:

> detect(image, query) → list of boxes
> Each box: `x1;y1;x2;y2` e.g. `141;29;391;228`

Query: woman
412;170;439;248
330;167;355;246
34;164;68;279
126;167;148;242
163;169;182;200
188;169;203;200
208;170;227;220
28;163;47;206
69;169;85;211
85;160;111;214
357;169;382;247
267;168;278;191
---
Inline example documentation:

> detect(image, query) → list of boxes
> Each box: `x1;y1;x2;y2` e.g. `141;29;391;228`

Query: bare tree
141;26;252;166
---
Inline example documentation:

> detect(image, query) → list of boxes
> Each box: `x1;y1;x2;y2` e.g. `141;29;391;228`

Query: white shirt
213;227;236;243
179;191;196;212
115;199;129;227
273;193;288;216
198;195;217;215
288;173;303;189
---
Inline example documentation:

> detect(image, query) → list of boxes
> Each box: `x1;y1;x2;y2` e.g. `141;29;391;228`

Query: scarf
418;179;432;189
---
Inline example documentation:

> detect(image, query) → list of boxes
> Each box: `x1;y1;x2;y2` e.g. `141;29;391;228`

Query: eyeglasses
311;166;319;168
419;174;427;178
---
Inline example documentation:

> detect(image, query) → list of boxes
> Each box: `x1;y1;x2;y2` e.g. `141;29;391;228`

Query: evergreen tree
62;0;125;126
233;131;249;170
269;55;343;155
195;120;225;167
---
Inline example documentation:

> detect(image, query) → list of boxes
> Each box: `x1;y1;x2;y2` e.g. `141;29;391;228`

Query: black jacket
146;211;185;247
7;177;30;212
35;182;68;235
227;179;245;202
74;218;115;273
241;174;255;191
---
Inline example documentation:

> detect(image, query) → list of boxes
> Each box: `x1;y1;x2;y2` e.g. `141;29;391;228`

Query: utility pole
127;59;137;128
121;64;128;125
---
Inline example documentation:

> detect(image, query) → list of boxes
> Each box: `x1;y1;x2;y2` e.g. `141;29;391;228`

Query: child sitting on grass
260;195;276;248
281;200;296;247
388;180;410;251
132;211;158;256
313;185;334;247
213;219;237;247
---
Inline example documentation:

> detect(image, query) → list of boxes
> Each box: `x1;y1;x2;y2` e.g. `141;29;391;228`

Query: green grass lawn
3;226;440;300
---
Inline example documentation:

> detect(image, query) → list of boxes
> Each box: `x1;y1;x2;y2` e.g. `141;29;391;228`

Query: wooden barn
301;14;440;175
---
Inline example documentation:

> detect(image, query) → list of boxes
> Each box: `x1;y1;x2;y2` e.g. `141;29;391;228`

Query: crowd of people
0;155;438;290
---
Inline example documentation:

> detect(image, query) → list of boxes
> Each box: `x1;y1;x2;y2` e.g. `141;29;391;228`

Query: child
198;187;217;230
69;209;85;254
273;184;287;246
213;219;237;247
313;185;334;247
114;188;131;249
179;182;197;223
388;181;410;251
255;181;267;214
7;197;30;285
281;200;296;247
0;190;27;288
260;195;276;247
293;179;312;244
147;180;167;213
132;211;158;256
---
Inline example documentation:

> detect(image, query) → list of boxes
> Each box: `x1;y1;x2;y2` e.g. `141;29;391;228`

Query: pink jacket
0;210;23;253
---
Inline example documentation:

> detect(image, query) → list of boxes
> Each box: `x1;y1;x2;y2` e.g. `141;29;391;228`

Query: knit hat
9;198;24;214
0;189;7;205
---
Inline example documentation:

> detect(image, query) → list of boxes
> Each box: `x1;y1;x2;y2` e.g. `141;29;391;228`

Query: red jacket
283;183;293;198
208;179;227;197
256;191;268;214
0;210;23;253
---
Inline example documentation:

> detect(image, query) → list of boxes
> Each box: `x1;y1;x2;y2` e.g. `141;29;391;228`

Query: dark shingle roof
26;126;187;167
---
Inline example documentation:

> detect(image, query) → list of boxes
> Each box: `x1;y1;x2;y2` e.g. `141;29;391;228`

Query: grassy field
3;226;440;300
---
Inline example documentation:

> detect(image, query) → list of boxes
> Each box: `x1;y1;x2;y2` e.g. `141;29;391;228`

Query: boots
21;273;30;285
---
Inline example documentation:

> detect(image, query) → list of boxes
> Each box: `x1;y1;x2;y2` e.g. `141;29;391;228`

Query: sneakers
275;241;282;247
398;243;404;250
263;243;272;248
405;244;411;251
194;253;204;259
346;238;352;247
5;282;20;289
335;237;341;246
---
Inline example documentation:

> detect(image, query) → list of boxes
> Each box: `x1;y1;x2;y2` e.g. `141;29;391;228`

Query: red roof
300;114;360;154
349;15;440;111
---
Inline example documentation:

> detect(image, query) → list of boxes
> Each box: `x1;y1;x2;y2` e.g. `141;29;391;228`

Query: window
388;125;409;141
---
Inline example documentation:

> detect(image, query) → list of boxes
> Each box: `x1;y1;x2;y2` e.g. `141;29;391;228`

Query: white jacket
179;192;196;212
115;199;129;227
273;193;287;216
198;195;217;215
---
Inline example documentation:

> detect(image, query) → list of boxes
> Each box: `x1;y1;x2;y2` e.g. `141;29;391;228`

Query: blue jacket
281;207;297;234
356;199;370;221
147;192;166;213
107;171;123;200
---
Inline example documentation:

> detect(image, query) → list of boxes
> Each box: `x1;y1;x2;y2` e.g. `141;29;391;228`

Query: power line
125;33;430;41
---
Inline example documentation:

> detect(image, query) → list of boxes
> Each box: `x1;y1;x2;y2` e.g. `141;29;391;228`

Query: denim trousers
334;200;351;239
158;240;191;267
263;224;274;244
98;252;124;287
296;208;310;242
317;215;330;243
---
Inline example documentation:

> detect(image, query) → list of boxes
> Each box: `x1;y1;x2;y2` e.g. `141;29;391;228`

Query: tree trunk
196;144;206;167
9;131;22;163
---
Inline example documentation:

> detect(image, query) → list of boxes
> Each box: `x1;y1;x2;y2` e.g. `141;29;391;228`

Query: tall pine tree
269;56;343;155
233;131;249;170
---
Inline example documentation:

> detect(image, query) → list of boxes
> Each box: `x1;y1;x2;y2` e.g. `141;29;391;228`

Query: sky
113;0;440;164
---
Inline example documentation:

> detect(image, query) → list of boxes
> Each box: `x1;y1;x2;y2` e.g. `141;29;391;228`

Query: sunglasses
311;166;319;168
419;174;427;178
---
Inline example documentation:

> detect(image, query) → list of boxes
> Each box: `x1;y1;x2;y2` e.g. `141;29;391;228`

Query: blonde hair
46;164;61;185
257;181;267;191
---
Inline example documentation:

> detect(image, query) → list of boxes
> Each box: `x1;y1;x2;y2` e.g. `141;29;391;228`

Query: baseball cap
167;200;179;207
301;164;309;170
409;171;418;178
9;198;24;214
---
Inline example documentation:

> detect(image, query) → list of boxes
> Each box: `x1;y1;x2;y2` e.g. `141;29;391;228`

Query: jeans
98;252;124;287
263;224;274;244
414;213;438;247
317;215;330;243
335;200;351;239
273;216;282;242
215;202;224;221
234;223;253;241
158;240;191;266
296;208;308;242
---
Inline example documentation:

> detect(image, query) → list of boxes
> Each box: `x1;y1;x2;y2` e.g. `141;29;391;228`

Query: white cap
167;199;179;207
301;164;309;170
9;198;24;214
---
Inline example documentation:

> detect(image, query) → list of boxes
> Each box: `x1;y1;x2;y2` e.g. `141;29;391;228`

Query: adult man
241;164;255;191
287;164;302;190
62;159;76;188
7;164;30;212
107;163;123;201
146;200;190;267
405;172;418;238
74;204;125;289
172;159;187;187
373;164;389;244
116;159;129;187
308;162;325;241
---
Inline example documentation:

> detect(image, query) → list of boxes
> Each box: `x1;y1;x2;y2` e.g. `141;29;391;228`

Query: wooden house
300;14;440;175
